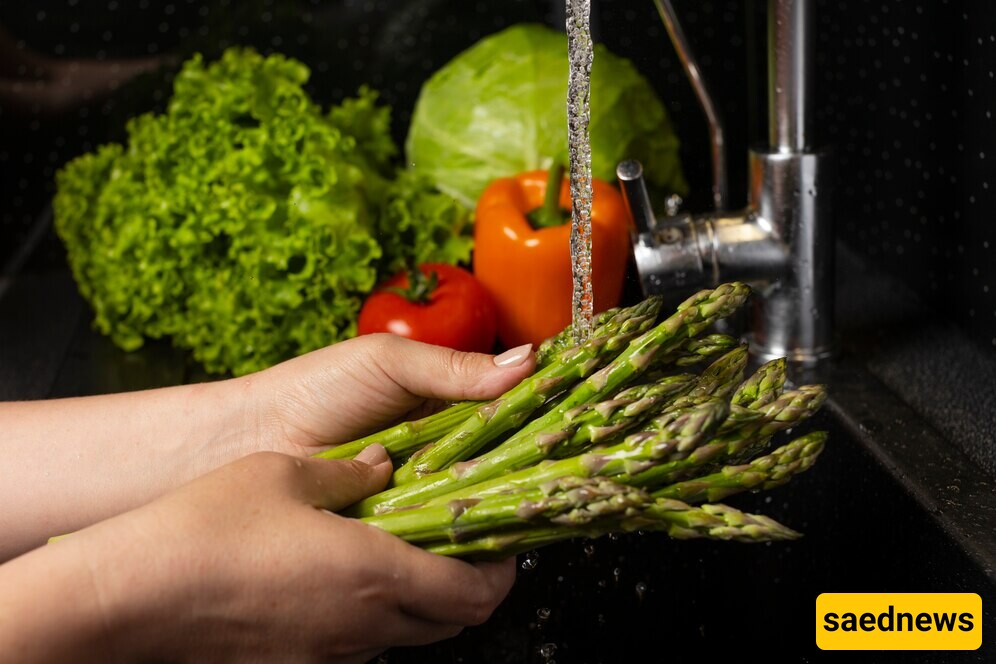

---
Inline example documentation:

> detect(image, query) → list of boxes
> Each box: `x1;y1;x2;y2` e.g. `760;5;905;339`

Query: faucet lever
616;160;657;236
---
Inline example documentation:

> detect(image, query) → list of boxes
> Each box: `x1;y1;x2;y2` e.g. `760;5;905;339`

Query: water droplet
521;552;540;570
538;643;558;659
537;607;551;621
635;581;648;601
583;542;596;557
612;567;622;584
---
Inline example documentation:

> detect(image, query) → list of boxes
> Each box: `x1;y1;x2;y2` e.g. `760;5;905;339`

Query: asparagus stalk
360;375;698;515
668;344;748;408
393;284;749;487
362;476;648;543
419;496;799;559
731;357;788;409
534;307;621;366
313;400;481;461
652;334;739;369
396;399;730;515
653;430;828;503
627;384;827;490
391;297;664;484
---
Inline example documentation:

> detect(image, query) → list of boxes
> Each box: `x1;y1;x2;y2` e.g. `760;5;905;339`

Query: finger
372;614;465;649
364;335;536;402
381;538;516;626
296;445;392;511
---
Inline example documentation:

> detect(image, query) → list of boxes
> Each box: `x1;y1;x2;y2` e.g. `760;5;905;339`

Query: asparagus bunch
317;283;829;559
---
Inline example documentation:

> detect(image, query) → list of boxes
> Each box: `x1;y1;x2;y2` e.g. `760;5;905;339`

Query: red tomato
357;263;498;353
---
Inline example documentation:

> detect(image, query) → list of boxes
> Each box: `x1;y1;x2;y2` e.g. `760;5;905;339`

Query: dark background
2;0;994;350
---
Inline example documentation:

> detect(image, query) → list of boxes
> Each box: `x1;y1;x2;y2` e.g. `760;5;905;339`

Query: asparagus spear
362;476;649;543
669;344;748;408
534;307;621;366
313;400;481;461
419;495;799;559
653;430;828;503
652;334;739;369
359;375;698;514
394;284;750;486
391;297;664;484
392;399;730;515
731;357;788;409
627;384;827;490
363;475;800;548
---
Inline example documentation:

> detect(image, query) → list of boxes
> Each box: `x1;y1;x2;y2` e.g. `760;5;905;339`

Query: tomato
357;263;498;353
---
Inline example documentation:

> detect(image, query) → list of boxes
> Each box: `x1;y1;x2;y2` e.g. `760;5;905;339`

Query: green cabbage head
405;23;688;208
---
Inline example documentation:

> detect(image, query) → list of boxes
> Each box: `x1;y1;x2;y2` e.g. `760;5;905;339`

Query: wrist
181;374;270;477
0;538;117;662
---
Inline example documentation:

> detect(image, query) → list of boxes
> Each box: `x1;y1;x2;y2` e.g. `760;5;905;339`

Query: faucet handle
617;159;708;300
616;160;657;236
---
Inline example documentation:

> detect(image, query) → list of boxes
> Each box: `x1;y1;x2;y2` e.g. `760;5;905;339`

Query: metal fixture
621;0;834;365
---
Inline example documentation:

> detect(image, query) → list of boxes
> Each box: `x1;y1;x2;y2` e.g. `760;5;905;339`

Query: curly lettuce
54;48;468;376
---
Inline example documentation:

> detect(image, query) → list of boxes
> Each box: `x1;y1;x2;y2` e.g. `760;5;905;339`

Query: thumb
368;336;536;402
302;444;392;511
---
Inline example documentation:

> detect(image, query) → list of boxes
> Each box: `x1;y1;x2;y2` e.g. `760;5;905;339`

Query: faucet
618;0;833;366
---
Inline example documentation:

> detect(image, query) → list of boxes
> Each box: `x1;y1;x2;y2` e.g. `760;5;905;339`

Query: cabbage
405;23;688;208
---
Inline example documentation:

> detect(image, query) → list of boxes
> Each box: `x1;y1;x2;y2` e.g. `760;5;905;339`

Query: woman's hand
251;334;534;455
0;445;515;663
0;336;533;560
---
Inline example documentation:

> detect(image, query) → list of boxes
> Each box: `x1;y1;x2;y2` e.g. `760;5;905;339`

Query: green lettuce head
54;48;470;376
405;23;688;208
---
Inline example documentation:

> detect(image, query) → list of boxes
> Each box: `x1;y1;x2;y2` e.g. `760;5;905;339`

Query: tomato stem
526;163;569;229
383;265;438;304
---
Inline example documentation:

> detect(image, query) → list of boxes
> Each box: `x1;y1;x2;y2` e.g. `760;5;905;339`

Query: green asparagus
391;297;664;484
653;430;828;502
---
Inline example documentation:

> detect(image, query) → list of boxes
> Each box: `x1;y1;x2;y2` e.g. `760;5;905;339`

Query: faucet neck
768;0;815;153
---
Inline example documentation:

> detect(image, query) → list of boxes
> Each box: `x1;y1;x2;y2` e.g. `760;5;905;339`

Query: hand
251;334;535;455
0;335;534;560
1;445;515;663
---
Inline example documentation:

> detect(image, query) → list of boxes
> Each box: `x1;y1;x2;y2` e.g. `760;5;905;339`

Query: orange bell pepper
473;167;631;349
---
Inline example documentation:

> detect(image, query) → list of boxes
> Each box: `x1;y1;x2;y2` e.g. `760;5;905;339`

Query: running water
566;0;594;344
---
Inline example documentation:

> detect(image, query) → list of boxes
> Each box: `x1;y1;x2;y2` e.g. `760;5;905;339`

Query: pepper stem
383;265;438;304
526;163;569;229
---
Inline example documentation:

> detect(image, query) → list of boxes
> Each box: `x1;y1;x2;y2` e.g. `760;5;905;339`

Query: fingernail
354;444;389;465
493;344;532;368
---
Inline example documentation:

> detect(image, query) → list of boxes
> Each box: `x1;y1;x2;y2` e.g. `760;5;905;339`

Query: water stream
566;0;594;344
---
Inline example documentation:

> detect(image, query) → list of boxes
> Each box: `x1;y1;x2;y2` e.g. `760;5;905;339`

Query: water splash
566;0;594;344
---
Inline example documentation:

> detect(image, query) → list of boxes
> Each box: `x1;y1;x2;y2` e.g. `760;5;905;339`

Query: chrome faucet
619;0;833;365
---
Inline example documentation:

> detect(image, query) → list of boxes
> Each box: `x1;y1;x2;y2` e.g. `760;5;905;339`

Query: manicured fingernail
493;344;532;367
354;444;389;465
